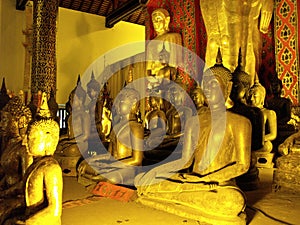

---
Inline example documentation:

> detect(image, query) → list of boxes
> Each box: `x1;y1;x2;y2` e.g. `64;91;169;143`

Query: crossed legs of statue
136;178;246;225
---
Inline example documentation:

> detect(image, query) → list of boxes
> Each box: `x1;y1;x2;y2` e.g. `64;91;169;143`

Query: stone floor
61;168;299;225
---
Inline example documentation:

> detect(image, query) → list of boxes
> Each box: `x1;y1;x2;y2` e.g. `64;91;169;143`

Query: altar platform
61;168;299;225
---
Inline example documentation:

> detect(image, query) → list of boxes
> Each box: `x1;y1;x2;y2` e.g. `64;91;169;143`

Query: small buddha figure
77;87;144;186
229;51;264;190
144;95;167;150
146;8;182;76
248;82;277;152
55;77;90;158
266;77;296;152
0;96;32;190
135;54;251;224
86;72;101;140
190;83;207;115
0;94;62;225
229;49;264;151
165;81;192;139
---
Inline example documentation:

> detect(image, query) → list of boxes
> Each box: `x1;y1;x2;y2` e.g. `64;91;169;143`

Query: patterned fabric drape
274;0;299;104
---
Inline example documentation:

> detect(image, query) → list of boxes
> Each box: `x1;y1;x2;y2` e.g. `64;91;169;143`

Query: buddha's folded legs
137;182;246;225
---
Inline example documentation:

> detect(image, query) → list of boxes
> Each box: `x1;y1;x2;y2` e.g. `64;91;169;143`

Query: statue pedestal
273;153;300;193
254;152;274;168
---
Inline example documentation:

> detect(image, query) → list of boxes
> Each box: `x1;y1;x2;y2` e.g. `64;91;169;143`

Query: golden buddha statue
0;95;62;225
200;0;274;83
55;77;90;158
146;8;182;76
135;53;251;224
229;53;263;190
77;87;144;186
190;83;207;115
165;81;192;139
144;95;167;150
247;82;277;152
0;96;32;190
86;72;101;140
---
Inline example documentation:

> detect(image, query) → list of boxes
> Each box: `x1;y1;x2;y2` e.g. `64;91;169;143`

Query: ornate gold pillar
31;0;59;104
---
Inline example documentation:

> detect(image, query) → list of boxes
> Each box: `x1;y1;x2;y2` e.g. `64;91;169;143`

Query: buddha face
87;87;97;100
71;94;83;110
152;11;170;35
203;75;225;106
191;88;205;108
248;89;264;108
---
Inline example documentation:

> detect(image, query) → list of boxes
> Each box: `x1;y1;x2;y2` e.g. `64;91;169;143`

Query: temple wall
0;0;25;95
0;0;145;104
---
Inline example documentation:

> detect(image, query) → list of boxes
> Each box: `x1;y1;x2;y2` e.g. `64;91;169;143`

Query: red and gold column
31;0;59;104
274;0;299;104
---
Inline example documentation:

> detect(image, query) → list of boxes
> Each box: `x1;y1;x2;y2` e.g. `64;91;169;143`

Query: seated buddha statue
0;96;32;191
228;51;264;190
144;95;167;150
135;52;251;225
77;87;144;186
247;82;277;152
0;102;62;225
266;76;296;152
190;83;207;115
55;77;90;158
86;72;101;140
146;8;182;77
165;80;192;138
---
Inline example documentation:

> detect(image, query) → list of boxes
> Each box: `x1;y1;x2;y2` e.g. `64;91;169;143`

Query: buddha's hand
176;173;211;183
278;136;294;155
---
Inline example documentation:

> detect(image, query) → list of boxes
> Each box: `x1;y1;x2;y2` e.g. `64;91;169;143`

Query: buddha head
230;49;251;104
203;48;232;106
270;76;283;97
152;8;170;36
116;87;140;118
191;84;205;110
25;117;60;157
69;75;86;111
1;96;32;139
248;82;266;109
168;81;186;107
87;72;100;100
159;42;170;65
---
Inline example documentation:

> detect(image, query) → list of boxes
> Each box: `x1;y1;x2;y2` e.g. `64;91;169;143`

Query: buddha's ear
165;16;170;29
22;134;28;147
227;81;233;98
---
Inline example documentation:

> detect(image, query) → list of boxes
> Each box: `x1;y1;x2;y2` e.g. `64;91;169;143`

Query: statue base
254;152;274;168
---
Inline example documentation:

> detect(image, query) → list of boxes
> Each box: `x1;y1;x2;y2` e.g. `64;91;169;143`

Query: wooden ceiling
16;0;148;27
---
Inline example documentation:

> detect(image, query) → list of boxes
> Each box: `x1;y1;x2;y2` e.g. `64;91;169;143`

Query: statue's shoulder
227;111;251;125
